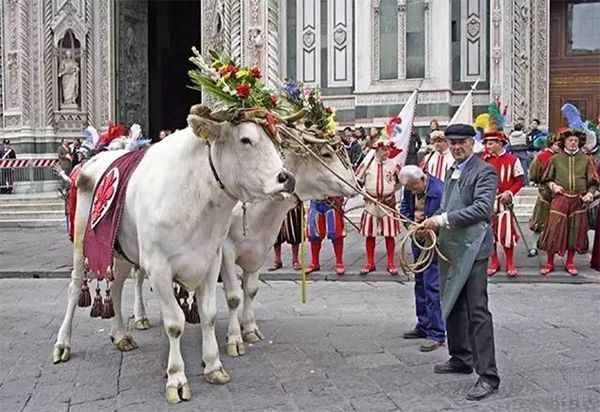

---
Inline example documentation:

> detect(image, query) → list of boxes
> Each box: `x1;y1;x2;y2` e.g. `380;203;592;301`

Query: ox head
279;127;359;201
188;113;295;202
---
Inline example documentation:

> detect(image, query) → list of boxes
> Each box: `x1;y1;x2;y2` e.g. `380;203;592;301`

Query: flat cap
444;124;476;140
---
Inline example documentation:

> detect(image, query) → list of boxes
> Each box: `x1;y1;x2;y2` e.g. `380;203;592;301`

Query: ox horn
281;108;308;123
302;132;329;145
190;104;211;118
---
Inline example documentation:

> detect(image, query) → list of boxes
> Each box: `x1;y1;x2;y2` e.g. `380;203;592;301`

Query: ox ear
187;114;221;140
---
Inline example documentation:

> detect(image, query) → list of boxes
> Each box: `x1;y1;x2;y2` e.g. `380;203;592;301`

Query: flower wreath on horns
188;48;304;141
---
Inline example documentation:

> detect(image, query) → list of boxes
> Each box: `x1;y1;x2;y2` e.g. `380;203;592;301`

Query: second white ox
133;130;358;357
52;111;294;404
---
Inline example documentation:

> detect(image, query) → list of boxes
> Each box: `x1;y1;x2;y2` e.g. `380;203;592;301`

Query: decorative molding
244;0;265;70
296;0;320;85
43;0;55;127
424;0;431;79
266;0;281;88
550;75;600;86
327;0;353;87
230;0;243;63
490;0;503;100
84;0;93;127
322;96;355;111
529;0;549;125
0;0;4;127
97;0;111;126
511;0;530;123
397;0;406;80
461;0;487;82
371;0;380;81
54;109;86;131
355;90;491;106
19;0;31;125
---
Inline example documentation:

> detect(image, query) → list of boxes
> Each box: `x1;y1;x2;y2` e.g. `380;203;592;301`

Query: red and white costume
360;158;401;237
421;149;454;181
484;149;524;248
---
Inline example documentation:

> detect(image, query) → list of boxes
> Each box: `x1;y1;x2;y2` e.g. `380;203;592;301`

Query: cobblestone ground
0;279;599;411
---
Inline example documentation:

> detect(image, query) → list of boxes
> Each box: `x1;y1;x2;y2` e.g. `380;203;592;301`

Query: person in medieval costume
305;196;346;275
399;165;445;352
538;128;599;276
420;130;455;181
527;134;561;257
358;134;401;275
590;162;600;271
421;123;500;401
269;201;303;271
482;130;524;277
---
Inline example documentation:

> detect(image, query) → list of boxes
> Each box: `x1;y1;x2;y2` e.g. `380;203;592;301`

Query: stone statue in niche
58;50;80;108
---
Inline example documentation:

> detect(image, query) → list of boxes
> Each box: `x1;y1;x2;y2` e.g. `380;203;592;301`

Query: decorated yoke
359;158;401;237
421;149;454;181
484;151;524;248
307;197;345;242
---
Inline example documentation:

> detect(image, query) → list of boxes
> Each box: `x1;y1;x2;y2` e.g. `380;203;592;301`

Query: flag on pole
449;78;482;152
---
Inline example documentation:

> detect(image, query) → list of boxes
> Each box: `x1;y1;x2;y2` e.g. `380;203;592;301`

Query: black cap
2;139;10;145
444;124;476;140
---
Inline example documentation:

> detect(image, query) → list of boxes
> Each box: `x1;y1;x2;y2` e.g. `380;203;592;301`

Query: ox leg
198;251;230;384
53;191;91;364
148;265;191;404
132;268;151;330
241;270;264;343
110;259;138;352
221;248;245;357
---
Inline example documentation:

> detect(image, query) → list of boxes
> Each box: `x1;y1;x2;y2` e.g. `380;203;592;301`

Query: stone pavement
0;278;599;411
1;226;599;283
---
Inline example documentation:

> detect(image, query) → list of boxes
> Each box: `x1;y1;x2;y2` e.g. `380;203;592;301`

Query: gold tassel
90;285;103;317
101;287;115;319
78;279;91;307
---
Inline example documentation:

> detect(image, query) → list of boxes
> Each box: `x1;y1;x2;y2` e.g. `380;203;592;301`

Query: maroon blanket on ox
83;148;148;280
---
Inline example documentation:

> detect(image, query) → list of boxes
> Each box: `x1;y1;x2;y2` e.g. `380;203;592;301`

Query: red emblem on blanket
91;168;120;229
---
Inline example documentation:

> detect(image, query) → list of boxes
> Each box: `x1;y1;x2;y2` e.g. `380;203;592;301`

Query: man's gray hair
398;165;426;185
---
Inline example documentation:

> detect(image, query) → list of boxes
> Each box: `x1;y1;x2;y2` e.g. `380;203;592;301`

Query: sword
507;203;543;266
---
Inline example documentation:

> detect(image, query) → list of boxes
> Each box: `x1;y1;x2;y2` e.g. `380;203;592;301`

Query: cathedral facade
0;0;598;158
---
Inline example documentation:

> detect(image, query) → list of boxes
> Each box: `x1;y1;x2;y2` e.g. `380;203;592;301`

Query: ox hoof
135;318;151;330
227;342;246;357
242;328;264;343
205;367;231;385
166;383;191;404
52;346;71;364
115;336;139;352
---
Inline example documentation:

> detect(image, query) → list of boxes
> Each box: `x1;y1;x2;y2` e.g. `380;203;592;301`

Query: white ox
52;112;295;404
132;130;359;357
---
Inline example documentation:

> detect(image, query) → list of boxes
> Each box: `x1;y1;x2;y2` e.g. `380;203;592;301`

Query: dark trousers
413;247;445;342
446;258;500;387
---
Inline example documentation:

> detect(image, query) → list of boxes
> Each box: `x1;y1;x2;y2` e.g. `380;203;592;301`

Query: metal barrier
0;158;59;193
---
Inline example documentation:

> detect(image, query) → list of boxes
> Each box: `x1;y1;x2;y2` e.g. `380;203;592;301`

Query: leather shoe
433;360;473;374
466;379;498;401
403;328;426;339
419;339;444;352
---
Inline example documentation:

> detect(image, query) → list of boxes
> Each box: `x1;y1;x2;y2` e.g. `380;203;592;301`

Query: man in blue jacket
399;165;446;352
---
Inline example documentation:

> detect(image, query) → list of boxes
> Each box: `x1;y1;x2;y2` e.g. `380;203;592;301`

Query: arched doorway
115;0;201;141
549;0;600;132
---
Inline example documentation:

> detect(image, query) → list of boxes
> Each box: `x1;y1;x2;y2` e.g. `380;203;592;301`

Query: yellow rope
300;202;307;303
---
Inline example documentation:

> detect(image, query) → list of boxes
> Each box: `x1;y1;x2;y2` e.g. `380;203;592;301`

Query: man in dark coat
422;123;500;401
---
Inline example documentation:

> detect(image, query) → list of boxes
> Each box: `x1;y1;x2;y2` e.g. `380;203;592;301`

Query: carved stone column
491;0;550;125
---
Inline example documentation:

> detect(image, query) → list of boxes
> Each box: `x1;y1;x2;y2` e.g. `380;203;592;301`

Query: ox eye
321;152;333;159
241;137;252;145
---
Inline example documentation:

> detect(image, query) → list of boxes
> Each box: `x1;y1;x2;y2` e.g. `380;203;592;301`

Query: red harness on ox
83;148;148;280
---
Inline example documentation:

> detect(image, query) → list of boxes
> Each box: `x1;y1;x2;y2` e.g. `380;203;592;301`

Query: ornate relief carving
266;0;281;87
371;0;380;81
397;0;406;79
43;0;55;127
511;0;530;122
6;52;19;110
529;0;549;124
230;0;243;63
490;0;503;101
19;0;31;125
98;0;111;126
461;0;486;82
84;0;93;126
115;0;148;132
296;0;320;84
424;0;431;79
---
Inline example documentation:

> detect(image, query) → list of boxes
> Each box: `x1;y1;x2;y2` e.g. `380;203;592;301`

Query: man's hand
499;191;512;206
551;183;564;195
52;163;64;176
582;192;594;204
422;217;440;232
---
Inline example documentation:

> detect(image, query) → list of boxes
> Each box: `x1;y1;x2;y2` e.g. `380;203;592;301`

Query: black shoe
403;328;426;339
433;360;473;374
466;379;498;401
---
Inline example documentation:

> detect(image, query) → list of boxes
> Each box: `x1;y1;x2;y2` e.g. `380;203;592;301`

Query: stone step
1;202;65;212
0;219;64;228
0;210;65;221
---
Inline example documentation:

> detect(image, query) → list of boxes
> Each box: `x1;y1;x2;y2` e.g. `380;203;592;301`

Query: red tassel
101;289;115;319
78;279;91;308
90;286;103;318
186;296;200;324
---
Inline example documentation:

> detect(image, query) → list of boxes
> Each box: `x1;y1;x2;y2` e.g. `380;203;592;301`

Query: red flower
325;107;333;115
91;169;118;226
269;94;278;106
220;64;237;77
266;113;278;139
250;66;262;79
236;83;251;99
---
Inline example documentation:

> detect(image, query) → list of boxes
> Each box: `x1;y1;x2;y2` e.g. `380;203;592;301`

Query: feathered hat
557;127;586;148
482;130;508;143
